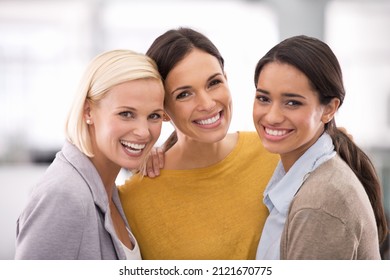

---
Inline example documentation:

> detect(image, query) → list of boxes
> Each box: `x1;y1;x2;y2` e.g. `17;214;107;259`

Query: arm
282;208;358;260
15;186;86;260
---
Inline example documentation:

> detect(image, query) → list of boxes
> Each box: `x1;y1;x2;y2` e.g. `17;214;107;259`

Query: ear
321;98;340;124
84;100;93;125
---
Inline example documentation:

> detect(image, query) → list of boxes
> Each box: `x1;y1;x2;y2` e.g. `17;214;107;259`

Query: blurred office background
0;0;389;259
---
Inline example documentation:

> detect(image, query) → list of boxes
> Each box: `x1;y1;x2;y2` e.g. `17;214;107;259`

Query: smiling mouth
120;140;146;155
194;112;221;125
264;127;291;137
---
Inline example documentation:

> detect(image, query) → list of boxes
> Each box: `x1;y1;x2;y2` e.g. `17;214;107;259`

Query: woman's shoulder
18;160;92;230
236;131;259;141
30;154;94;205
292;155;371;219
118;173;155;195
236;131;279;158
308;155;361;188
237;131;266;148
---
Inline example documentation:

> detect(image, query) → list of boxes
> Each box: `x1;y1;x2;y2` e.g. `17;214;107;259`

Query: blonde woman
15;50;165;259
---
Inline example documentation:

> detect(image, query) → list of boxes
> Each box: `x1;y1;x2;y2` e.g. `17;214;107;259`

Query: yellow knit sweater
118;131;279;259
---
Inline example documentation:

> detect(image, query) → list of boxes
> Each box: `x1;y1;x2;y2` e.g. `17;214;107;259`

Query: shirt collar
264;132;336;215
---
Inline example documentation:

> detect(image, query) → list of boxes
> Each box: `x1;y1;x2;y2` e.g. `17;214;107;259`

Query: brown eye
286;100;302;106
209;79;221;87
119;111;134;118
176;91;191;100
148;113;162;120
256;95;270;103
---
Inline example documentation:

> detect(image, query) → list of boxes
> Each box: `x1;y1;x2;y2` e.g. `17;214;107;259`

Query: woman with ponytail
253;35;388;259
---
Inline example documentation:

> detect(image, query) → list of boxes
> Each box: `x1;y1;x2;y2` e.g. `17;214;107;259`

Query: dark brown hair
254;35;388;245
146;27;225;151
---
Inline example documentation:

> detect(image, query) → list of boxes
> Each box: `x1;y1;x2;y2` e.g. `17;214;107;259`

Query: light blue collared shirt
256;133;336;260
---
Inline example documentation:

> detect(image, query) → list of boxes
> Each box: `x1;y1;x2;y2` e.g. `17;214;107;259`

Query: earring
86;119;92;125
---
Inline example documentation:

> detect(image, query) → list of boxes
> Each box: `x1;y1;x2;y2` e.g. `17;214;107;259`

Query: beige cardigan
280;155;381;259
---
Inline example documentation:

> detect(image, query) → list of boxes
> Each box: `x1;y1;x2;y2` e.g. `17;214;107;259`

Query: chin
262;143;282;155
210;129;229;143
122;158;142;170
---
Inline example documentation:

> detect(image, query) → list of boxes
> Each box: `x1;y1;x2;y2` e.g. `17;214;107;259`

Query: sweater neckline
158;131;245;176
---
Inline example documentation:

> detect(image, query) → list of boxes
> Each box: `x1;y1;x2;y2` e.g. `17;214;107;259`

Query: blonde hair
65;49;162;158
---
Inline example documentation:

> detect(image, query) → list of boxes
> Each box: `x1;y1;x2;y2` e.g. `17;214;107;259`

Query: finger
143;167;155;178
151;149;160;176
147;168;156;178
157;147;164;168
145;154;156;178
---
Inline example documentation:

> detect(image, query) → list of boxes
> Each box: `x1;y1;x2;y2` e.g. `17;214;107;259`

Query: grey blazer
280;155;381;259
15;141;129;259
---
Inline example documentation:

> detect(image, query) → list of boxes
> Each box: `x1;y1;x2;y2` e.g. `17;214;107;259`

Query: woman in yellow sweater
118;27;279;259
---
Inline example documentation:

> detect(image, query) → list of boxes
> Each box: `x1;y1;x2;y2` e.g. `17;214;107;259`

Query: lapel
60;141;126;259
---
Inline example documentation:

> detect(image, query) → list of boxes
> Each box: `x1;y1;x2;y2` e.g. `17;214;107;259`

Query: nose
197;91;216;111
265;104;284;124
133;119;150;139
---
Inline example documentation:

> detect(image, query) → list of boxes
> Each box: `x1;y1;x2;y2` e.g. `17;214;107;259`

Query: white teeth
120;140;146;151
196;113;220;125
265;128;288;136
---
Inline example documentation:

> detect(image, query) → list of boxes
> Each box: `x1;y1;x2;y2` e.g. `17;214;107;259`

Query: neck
280;130;325;173
280;156;297;173
89;156;121;201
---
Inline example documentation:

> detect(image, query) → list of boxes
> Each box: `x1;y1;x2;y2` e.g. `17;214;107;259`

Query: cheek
167;104;190;124
227;96;233;110
224;89;232;100
94;118;109;136
98;119;123;139
299;112;323;132
150;123;163;139
220;88;232;105
164;101;179;119
252;104;264;121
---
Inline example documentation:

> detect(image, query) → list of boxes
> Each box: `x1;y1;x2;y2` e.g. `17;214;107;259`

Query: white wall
1;0;389;260
0;0;278;259
326;0;390;149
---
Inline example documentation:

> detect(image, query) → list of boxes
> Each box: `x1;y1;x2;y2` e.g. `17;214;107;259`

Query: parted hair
65;49;162;157
146;27;225;151
254;35;388;245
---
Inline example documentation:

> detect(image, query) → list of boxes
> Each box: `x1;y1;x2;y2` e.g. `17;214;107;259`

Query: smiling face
253;62;336;170
86;78;164;172
164;49;232;144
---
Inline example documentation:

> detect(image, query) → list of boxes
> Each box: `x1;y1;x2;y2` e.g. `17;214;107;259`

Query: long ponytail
327;122;388;245
254;35;388;246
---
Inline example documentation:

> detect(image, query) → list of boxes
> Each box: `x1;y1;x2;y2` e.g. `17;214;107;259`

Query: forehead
165;49;222;85
258;62;313;93
102;79;164;106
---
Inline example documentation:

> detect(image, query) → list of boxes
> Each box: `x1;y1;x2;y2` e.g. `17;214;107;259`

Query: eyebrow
256;88;269;95
170;72;223;95
256;88;306;99
117;106;137;111
117;106;165;112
